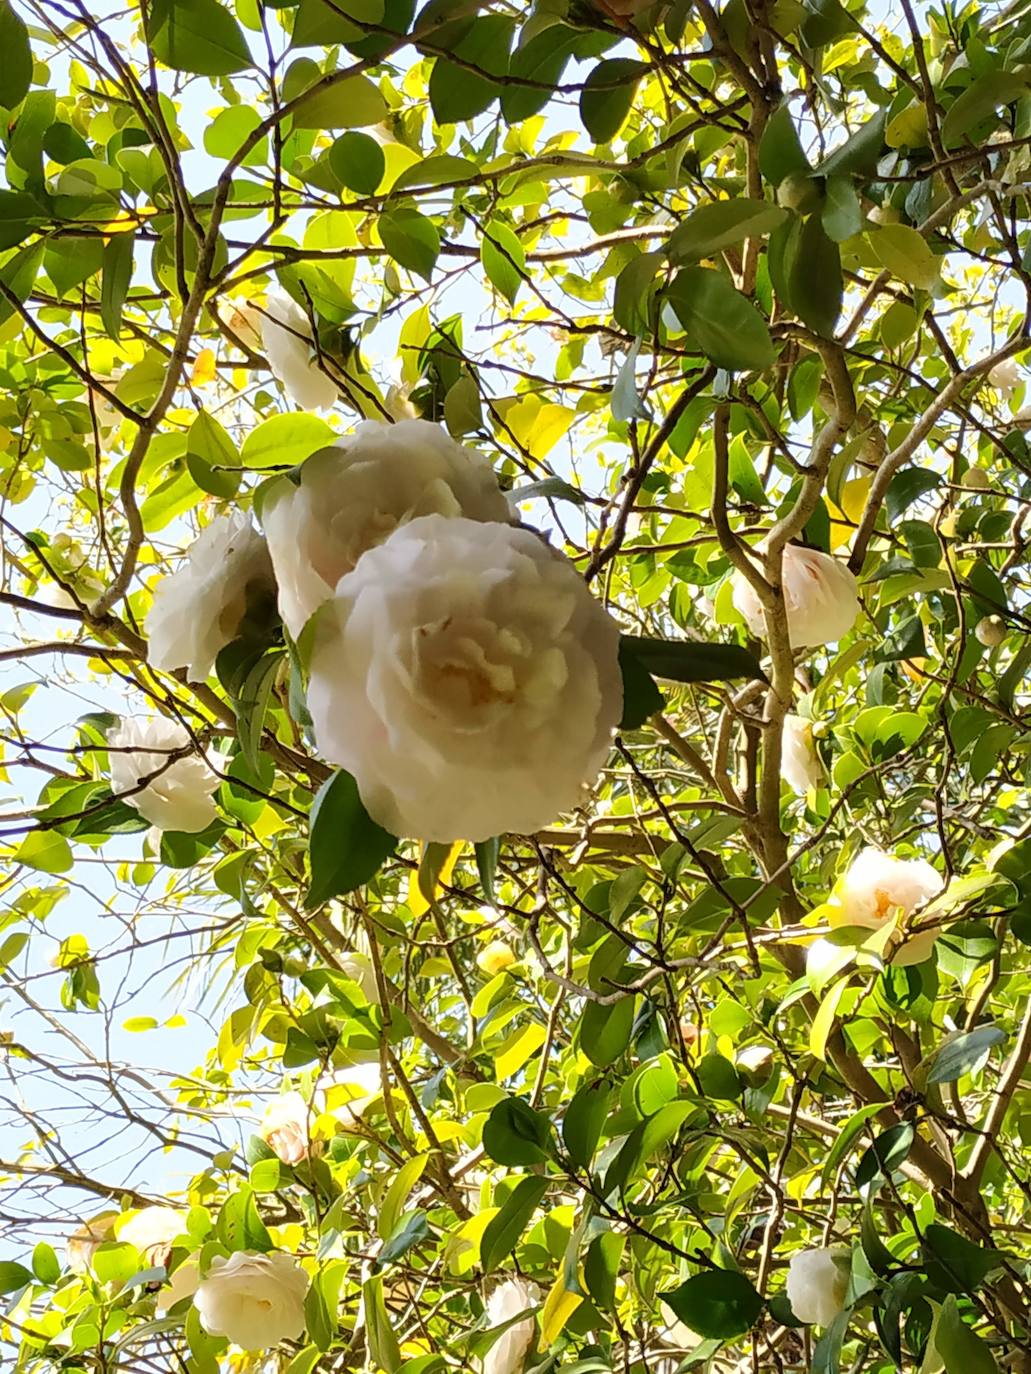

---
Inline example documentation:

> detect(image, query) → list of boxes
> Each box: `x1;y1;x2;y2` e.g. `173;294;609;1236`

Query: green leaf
508;477;588;507
868;224;940;291
815;112;886;177
854;1121;914;1189
922;1224;1003;1295
0;1;32;109
292;73;387;130
291;0;384;46
364;1275;401;1374
696;1053;743;1100
379;207;439;282
232;651;283;772
475;836;499;906
101;232;135;341
32;1243;60;1285
941;73;1031;149
662;1270;764;1340
667;266;775;372
329;131;385;195
304;1259;346;1352
503;25;584;124
822;177;863;243
562;1080;611;1168
241;413;335;469
580;59;646;144
443;374;482;436
759;104;810;184
428;16;513;124
92;1243;142;1287
480;1175;549;1273
0;191;41;252
0;1261;32;1294
926;1024;1005;1086
376;1211;431;1270
668;198;788;264
14;829;73;875
147;0;252;76
932;1294;1000;1374
769;213;842;337
481;223;525;306
216;1188;273;1253
305;770;397;908
618;638;665;730
0;240;44;326
620;635;765;686
581;995;636;1068
378;1154;429;1240
482;1096;552;1166
613;251;664;335
187;409;241;499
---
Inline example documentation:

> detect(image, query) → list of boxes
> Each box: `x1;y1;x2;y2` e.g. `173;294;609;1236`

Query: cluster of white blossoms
134;417;625;843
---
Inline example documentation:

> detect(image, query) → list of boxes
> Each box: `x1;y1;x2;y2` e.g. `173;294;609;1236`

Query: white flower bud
193;1250;308;1350
156;1258;201;1315
731;542;860;649
108;716;219;834
146;512;276;683
260;1092;310;1166
306;515;623;843
481;1278;540;1374
988;358;1021;393
781;714;821;793
786;1247;849;1326
260;288;337;412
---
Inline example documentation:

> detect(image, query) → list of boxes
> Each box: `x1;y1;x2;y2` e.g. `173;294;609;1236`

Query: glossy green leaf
480;1175;549;1272
662;1270;764;1340
667;267;775;371
668;198;788;263
379;207;440;282
305;769;397;907
580;60;646;144
147;0;252;76
0;2;32;108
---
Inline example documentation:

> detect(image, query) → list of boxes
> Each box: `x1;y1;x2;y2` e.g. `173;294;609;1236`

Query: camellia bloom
338;951;380;1003
146;512;276;682
786;1248;850;1326
306;515;623;843
481;1278;540;1374
830;846;944;965
261;420;513;638
988;357;1021;393
193;1250;308;1350
108;716;219;833
260;287;337;412
118;1206;188;1265
320;1060;382;1123
66;1213;117;1272
732;542;860;649
260;1092;310;1166
781;714;821;793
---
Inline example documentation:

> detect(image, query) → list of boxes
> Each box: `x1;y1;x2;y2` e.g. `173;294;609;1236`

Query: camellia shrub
1;0;1031;1371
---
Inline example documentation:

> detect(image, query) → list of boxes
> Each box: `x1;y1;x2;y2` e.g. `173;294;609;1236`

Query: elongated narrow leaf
668;198;788;264
620;635;765;686
926;1023;1005;1085
0;1;32;108
101;232;135;340
480;1175;549;1272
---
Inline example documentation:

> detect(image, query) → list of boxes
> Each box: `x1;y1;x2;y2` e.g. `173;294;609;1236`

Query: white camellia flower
193;1250;308;1350
988;358;1021;393
261;420;513;638
260;287;338;412
829;846;944;965
118;1206;188;1265
732;542;860;649
156;1258;201;1315
146;512;276;683
307;515;623;843
786;1247;850;1326
66;1213;117;1272
108;716;219;833
781;714;821;793
320;1060;382;1123
338;951;381;1003
481;1277;540;1374
260;1092;310;1166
